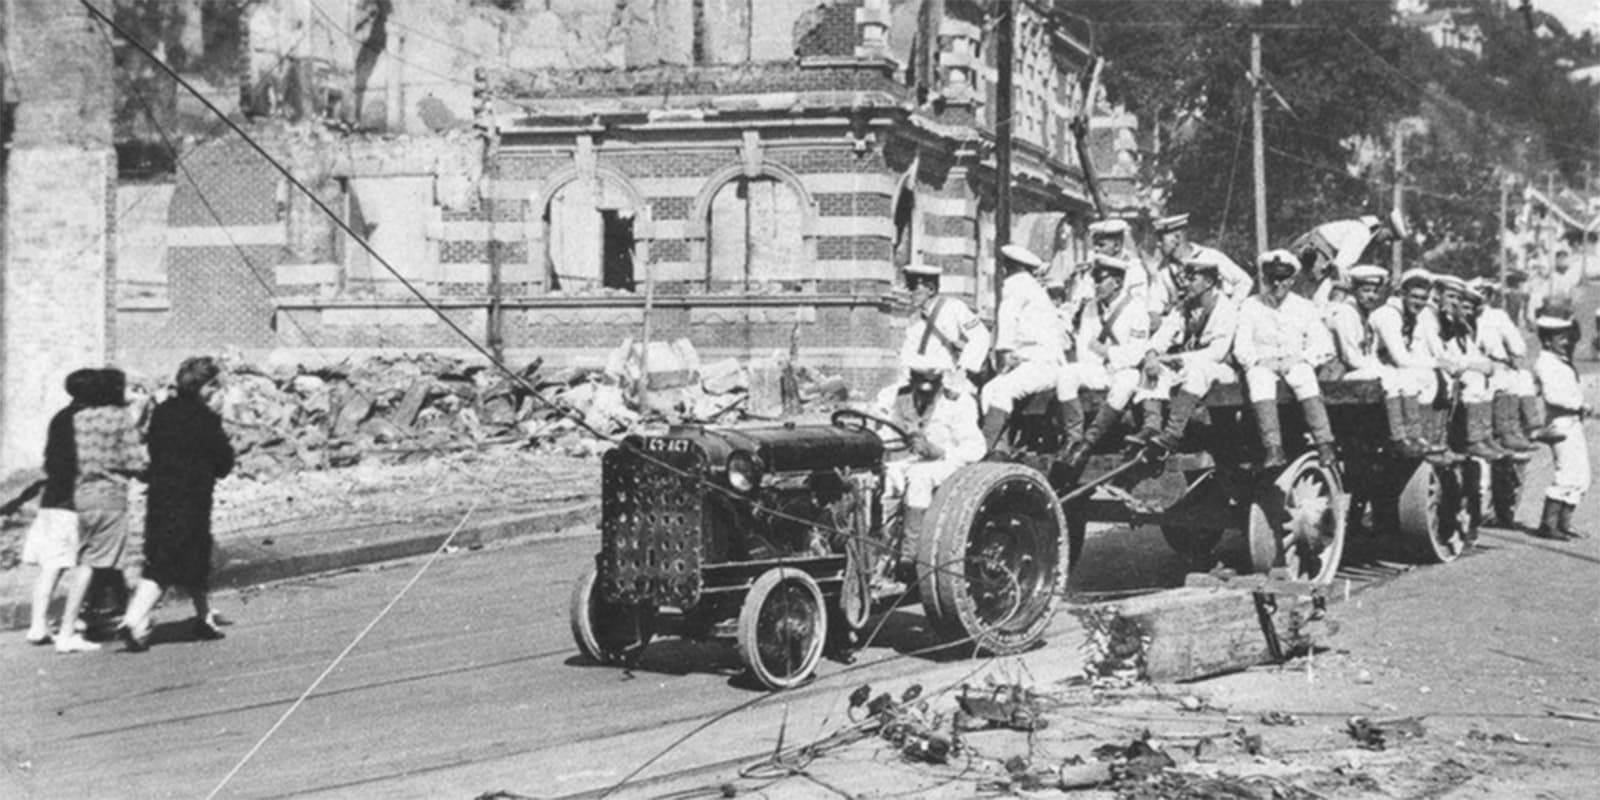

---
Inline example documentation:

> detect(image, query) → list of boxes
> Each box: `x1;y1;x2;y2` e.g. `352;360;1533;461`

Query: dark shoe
117;624;149;653
194;618;225;641
1528;425;1566;445
1315;442;1338;465
1534;498;1565;540
1557;503;1585;540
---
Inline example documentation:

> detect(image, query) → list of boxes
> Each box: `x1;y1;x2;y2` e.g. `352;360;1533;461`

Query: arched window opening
893;185;916;269
544;178;637;292
706;176;805;288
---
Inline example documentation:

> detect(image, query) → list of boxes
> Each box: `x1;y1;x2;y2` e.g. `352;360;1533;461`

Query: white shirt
873;385;986;465
901;295;992;376
1074;286;1152;371
1534;350;1585;413
995;271;1064;366
1473;306;1525;366
1147;294;1237;368
1232;291;1333;369
1327;300;1382;373
1370;298;1441;370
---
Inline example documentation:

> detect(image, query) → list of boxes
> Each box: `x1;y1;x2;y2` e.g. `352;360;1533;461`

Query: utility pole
994;0;1015;307
1251;30;1267;255
1498;177;1511;286
1391;123;1405;277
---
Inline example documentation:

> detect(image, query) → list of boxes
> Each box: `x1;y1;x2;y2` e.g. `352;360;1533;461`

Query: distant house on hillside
1401;8;1485;58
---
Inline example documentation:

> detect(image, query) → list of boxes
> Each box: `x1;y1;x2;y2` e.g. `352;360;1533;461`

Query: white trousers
1454;370;1492;404
884;457;964;511
1545;415;1590;506
1055;361;1110;402
982;359;1060;413
1134;360;1237;402
1244;362;1320;401
1488;366;1536;397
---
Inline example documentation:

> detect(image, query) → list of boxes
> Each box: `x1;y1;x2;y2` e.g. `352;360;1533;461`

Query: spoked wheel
736;567;828;690
570;561;656;665
1396;461;1464;563
1490;459;1525;528
1247;452;1348;584
918;462;1066;655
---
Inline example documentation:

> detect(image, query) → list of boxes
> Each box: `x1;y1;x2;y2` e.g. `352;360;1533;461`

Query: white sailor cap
904;262;941;277
1153;213;1189;234
1348;264;1390;286
1087;218;1130;238
1398;268;1434;289
999;243;1047;272
1257;249;1299;279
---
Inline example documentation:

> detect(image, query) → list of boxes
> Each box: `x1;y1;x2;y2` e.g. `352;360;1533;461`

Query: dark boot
1253;400;1286;469
1056;398;1086;459
1521;394;1566;445
1421;404;1456;462
1401;395;1438;456
1493;394;1536;459
980;407;1010;458
1535;497;1565;539
1384;396;1421;458
1126;399;1165;445
1557;503;1585;540
1068;403;1121;470
1151;391;1202;451
1301;397;1338;464
1462;401;1507;461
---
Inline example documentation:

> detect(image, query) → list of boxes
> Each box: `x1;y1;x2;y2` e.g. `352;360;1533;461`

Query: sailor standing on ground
897;261;991;396
979;244;1065;458
1151;213;1252;319
1530;305;1590;540
873;348;985;540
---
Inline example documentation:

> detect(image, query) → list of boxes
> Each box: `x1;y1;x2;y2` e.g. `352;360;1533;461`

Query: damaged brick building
109;0;1129;394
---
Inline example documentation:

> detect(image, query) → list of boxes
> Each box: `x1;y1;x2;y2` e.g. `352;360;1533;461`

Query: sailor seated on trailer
1320;264;1429;458
872;349;985;540
1127;258;1240;455
979;244;1066;459
1369;268;1451;458
1433;274;1508;461
898;261;991;398
1466;277;1560;452
1060;255;1153;470
1232;250;1338;468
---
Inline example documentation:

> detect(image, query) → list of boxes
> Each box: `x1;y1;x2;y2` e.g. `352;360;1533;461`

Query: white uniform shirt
1534;350;1585;414
1147;295;1237;368
1074;286;1152;371
873;385;986;465
1474;306;1526;366
901;295;992;376
995;271;1064;366
1232;292;1333;369
1299;219;1377;280
1327;300;1382;373
1370;298;1441;370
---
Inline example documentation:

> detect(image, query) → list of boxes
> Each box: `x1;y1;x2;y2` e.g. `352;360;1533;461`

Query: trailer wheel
917;462;1066;655
736;567;827;690
1490;459;1524;529
1247;453;1347;584
1396;462;1464;563
570;561;656;665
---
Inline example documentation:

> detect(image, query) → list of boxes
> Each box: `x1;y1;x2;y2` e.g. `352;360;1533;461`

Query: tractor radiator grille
599;443;707;607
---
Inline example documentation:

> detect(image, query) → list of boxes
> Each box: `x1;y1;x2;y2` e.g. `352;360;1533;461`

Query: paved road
2;512;1212;800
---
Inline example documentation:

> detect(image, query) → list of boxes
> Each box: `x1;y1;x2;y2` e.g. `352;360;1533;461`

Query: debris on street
1347;716;1427;750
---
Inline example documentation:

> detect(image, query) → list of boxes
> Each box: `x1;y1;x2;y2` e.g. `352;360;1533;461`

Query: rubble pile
179;340;851;480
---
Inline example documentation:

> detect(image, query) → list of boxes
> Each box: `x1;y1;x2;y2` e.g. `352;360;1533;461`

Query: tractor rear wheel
917;462;1066;655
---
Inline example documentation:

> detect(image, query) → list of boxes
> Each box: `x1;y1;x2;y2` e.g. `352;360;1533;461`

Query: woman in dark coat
119;356;235;651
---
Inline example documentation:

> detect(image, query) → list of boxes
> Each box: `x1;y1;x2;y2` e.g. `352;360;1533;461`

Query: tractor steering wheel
831;408;913;452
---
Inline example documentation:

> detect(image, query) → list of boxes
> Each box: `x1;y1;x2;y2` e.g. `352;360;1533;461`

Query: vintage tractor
569;410;1068;690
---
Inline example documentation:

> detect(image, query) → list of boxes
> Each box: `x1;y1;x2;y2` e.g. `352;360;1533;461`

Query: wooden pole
1391;124;1405;278
1498;178;1511;286
638;243;652;415
994;0;1015;307
1251;30;1267;256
